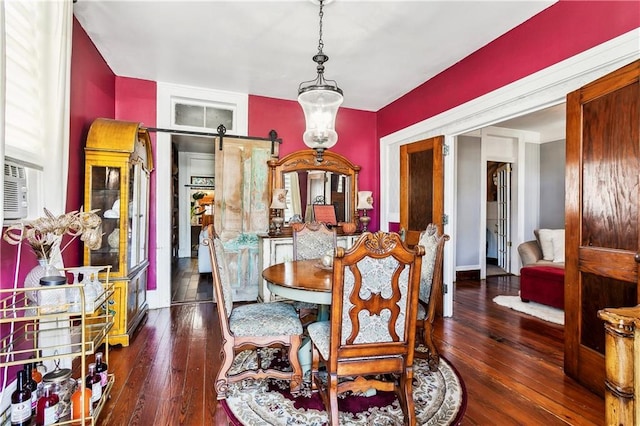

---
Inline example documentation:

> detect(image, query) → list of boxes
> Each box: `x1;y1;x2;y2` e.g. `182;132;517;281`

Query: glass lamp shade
357;191;374;210
298;88;343;150
270;189;288;210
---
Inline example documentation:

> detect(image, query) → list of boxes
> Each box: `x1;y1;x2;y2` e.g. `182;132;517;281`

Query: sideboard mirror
268;149;361;230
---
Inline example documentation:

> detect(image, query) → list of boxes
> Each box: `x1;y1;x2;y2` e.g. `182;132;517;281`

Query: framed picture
190;176;215;187
313;204;338;226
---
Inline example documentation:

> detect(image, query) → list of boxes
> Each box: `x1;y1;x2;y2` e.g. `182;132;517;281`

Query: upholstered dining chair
292;221;337;261
415;223;449;371
291;222;338;323
204;230;303;399
307;231;425;425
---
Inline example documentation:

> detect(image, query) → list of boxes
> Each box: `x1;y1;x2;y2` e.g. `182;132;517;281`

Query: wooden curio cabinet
84;118;154;346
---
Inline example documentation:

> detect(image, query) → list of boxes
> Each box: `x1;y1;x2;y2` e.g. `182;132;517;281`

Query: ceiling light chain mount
298;0;343;163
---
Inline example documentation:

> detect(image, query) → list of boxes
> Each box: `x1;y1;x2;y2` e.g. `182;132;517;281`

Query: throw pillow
551;229;565;263
536;229;556;261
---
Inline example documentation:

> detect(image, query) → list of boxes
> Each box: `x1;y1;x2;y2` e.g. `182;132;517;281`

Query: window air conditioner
4;160;28;219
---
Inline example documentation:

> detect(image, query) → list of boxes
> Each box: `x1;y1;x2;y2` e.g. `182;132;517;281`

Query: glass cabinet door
127;162;150;271
127;162;137;270
89;165;122;274
138;166;150;263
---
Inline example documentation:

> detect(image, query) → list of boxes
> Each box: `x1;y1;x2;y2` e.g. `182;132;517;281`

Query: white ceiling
494;103;566;143
73;0;557;112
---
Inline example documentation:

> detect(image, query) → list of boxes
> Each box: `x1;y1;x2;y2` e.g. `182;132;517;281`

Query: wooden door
214;136;276;302
565;59;640;396
400;136;444;246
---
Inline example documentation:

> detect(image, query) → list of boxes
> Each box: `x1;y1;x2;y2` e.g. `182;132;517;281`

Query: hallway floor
486;263;509;276
171;257;213;304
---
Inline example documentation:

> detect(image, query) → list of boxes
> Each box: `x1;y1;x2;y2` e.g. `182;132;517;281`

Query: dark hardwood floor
171;257;213;304
97;270;604;425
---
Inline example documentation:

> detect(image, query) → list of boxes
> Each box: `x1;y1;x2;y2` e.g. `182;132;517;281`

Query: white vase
24;259;63;302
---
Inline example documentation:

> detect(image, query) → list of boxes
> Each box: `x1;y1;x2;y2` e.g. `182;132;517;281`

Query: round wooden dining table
262;259;333;319
263;259;334;375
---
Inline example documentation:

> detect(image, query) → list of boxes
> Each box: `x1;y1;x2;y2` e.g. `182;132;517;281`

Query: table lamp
357;190;374;232
270;189;288;234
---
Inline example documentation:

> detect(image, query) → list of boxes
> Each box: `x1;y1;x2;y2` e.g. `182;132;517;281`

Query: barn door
214;136;276;302
399;136;444;246
565;60;640;396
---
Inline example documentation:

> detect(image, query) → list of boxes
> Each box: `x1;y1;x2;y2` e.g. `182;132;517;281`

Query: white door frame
379;29;639;317
148;83;248;309
478;126;538;279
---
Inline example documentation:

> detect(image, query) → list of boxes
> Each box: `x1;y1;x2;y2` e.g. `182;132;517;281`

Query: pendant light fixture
298;0;343;162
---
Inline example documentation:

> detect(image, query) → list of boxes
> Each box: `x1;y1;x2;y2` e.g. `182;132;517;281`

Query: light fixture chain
317;0;324;54
298;0;343;163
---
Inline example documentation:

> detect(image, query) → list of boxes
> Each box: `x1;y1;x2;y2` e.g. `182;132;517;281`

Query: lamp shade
270;189;288;210
298;88;343;151
357;191;374;210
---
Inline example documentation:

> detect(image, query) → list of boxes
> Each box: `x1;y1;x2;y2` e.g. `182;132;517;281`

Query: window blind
4;1;44;165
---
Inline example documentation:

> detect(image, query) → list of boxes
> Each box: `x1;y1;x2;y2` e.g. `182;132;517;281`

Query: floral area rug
221;349;466;425
493;295;564;325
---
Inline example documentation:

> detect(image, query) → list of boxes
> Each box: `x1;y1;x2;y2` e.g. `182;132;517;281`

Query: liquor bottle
24;363;39;415
33;352;47;377
35;383;59;426
29;357;43;384
71;383;92;423
94;351;108;388
85;363;102;406
11;370;31;426
31;359;44;404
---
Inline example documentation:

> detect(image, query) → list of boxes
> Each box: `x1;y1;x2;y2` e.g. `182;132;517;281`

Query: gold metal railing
0;266;114;425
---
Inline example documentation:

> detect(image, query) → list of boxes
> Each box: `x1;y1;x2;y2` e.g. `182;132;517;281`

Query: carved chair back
308;232;424;425
311;231;424;425
415;223;449;370
331;231;424;358
205;227;234;323
417;224;448;308
292;222;337;261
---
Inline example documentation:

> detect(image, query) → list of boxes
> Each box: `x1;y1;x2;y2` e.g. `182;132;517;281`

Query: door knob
635;253;640;263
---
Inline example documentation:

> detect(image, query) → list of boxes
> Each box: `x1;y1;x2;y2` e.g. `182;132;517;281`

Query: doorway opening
486;161;511;277
170;134;215;305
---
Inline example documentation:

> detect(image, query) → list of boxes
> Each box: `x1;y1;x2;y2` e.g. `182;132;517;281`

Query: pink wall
66;18;117;268
377;0;640;138
248;95;379;229
114;77;158;290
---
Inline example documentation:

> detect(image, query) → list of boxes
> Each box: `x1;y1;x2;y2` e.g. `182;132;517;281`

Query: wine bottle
94;351;108;388
85;363;102;406
24;363;38;415
35;383;59;426
11;370;31;426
